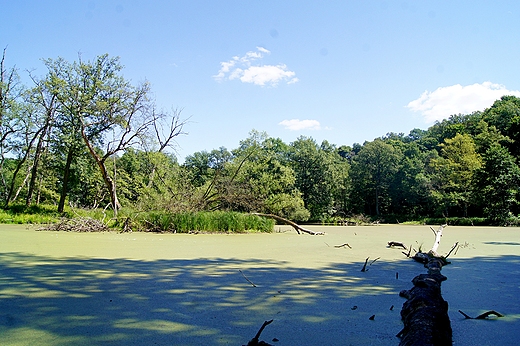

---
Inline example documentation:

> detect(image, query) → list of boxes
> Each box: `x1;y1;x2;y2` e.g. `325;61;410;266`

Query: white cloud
214;47;298;86
407;82;520;123
279;119;321;131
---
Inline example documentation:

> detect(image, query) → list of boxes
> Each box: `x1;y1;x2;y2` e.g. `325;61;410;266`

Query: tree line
2;50;520;225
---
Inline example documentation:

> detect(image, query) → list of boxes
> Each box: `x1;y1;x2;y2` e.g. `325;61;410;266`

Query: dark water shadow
1;253;519;345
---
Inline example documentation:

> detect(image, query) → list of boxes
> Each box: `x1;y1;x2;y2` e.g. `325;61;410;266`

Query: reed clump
138;211;275;233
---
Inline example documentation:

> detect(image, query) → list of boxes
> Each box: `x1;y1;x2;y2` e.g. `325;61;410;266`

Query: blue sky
3;1;520;161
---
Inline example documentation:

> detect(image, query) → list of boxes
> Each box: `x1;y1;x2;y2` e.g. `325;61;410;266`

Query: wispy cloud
214;47;299;86
279;119;321;131
407;82;520;122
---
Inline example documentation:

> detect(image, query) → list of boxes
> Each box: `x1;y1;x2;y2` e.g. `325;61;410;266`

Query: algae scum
1;225;519;345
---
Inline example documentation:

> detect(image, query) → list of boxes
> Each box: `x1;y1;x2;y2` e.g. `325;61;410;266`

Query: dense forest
2;51;520;226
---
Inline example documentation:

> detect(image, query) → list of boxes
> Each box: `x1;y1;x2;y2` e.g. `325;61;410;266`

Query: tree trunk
80;128;121;215
27;117;52;206
58;147;74;213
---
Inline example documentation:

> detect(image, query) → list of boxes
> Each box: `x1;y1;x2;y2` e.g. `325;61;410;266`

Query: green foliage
350;138;402;215
429;134;482;216
473;144;520;224
288;137;335;221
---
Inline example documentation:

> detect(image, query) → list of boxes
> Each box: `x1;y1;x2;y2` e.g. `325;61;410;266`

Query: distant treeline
2;51;520;225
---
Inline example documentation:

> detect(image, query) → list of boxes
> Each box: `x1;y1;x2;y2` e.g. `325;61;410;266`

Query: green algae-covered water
1;224;519;345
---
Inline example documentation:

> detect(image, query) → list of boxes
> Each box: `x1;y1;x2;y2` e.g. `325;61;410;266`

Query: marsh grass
138;211;275;233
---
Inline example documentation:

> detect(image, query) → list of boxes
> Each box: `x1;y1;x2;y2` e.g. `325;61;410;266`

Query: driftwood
244;319;274;346
398;226;453;346
252;213;325;235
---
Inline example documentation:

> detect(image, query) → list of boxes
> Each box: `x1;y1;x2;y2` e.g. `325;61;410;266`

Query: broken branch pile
38;217;110;232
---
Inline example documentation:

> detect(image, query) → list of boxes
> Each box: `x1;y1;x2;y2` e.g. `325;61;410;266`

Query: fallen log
398;261;452;345
252;213;325;235
398;226;453;346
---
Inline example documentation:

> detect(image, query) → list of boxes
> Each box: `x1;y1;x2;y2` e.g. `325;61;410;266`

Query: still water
1;224;519;345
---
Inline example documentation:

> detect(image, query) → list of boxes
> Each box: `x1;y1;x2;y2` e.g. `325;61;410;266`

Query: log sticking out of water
251;213;325;235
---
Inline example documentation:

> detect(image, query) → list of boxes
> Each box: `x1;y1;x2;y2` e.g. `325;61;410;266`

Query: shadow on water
1;252;520;345
0;252;420;346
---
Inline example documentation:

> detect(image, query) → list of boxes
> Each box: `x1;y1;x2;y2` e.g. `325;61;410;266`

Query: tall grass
138;211;275;233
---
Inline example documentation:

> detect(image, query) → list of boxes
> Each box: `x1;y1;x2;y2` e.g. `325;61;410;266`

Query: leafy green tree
289;136;334;220
44;54;186;214
385;138;433;217
474;144;520;224
200;131;309;220
184;147;231;188
481;95;520;155
429;133;482;217
350;138;402;216
319;140;350;217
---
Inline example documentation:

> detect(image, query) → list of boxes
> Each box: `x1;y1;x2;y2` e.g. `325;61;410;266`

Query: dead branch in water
361;257;370;272
239;270;257;287
334;243;352;249
244;319;274;346
388;241;407;250
458;310;504;319
445;242;459;259
251;213;324;235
